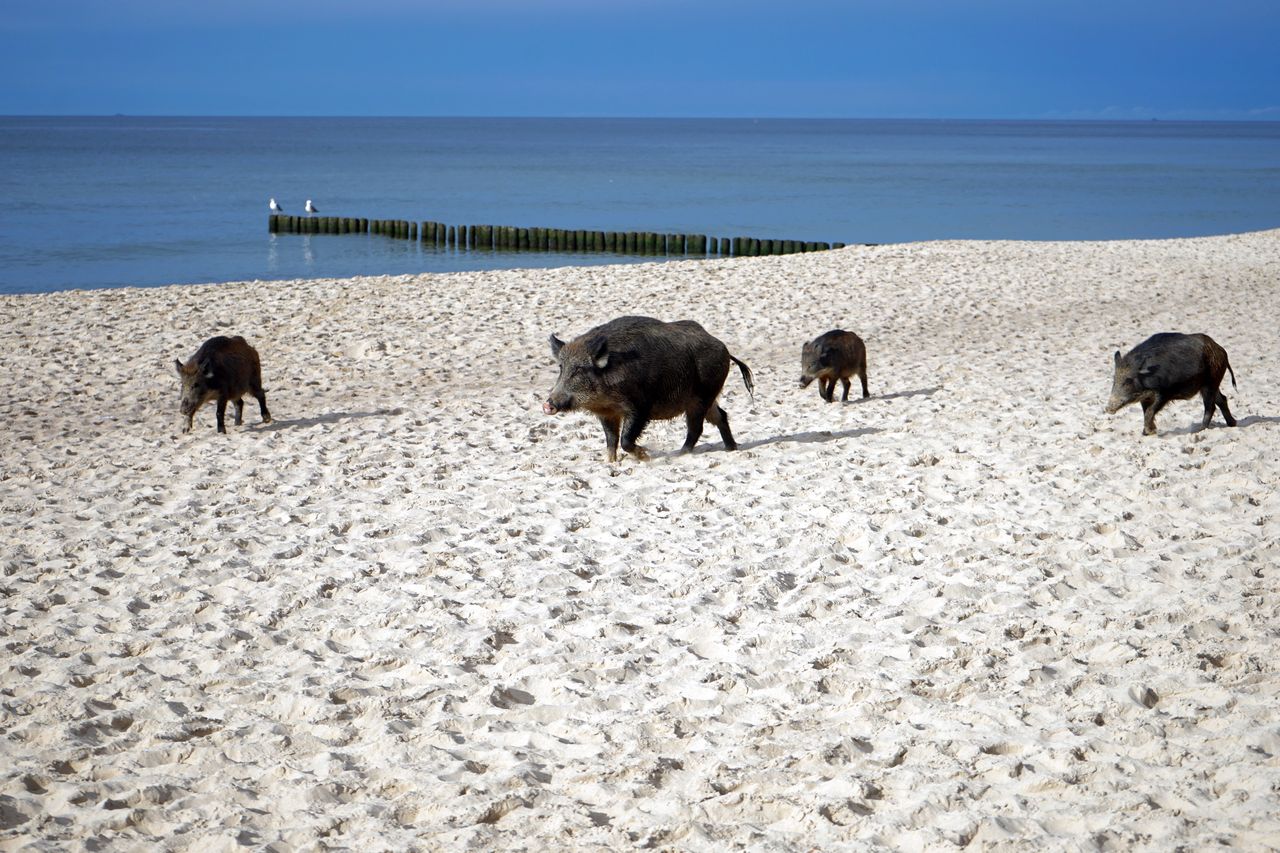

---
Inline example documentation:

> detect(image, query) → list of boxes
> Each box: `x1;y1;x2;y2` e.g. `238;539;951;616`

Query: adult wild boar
800;329;869;402
1106;332;1237;436
175;335;272;434
543;316;754;461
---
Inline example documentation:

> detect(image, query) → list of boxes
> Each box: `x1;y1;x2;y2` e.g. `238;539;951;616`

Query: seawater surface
1;116;1278;293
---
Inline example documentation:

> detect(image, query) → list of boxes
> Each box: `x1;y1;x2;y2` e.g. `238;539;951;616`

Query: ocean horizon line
5;113;1280;125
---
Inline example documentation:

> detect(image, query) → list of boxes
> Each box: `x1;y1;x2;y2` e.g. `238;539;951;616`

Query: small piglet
175;335;271;434
1106;332;1236;436
800;329;869;402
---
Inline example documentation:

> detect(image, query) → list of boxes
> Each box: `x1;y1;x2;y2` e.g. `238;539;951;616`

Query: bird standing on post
269;197;283;213
305;199;318;216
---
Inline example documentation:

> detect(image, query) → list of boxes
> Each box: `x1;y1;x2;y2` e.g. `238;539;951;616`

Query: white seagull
269;197;283;213
305;199;318;215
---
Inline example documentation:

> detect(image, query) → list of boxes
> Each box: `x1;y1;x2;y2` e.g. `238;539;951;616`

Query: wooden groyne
268;215;845;257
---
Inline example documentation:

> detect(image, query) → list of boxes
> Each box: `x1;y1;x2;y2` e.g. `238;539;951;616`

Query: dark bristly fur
175;335;272;434
544;315;753;462
1106;332;1237;436
799;329;869;402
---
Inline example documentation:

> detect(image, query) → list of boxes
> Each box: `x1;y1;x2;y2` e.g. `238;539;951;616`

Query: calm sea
1;117;1278;294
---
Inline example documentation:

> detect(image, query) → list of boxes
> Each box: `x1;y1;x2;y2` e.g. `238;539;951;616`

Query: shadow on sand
648;426;881;458
1160;413;1280;436
1236;414;1280;428
873;386;942;403
737;426;883;452
250;407;405;432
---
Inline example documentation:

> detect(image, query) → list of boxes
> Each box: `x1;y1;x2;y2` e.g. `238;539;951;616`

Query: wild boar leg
620;410;651;460
234;398;245;426
706;404;738;451
1215;392;1237;427
820;377;834;402
840;377;852;401
859;368;869;398
682;406;706;453
1141;396;1167;436
215;396;229;433
253;382;272;424
1200;388;1217;427
598;416;622;462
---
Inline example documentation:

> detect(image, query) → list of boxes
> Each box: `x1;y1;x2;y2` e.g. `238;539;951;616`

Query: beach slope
2;231;1278;849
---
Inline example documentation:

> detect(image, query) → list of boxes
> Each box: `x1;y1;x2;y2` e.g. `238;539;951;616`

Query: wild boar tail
1226;358;1237;389
730;355;755;400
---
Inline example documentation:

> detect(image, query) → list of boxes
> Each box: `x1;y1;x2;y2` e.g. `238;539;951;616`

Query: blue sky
2;0;1277;119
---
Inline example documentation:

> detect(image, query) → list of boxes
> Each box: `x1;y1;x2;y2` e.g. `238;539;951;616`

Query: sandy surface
2;231;1279;851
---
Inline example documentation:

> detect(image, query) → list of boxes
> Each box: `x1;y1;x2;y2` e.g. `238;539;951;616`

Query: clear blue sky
3;0;1277;119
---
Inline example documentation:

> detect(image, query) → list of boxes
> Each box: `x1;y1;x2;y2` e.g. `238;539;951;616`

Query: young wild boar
799;329;869;402
543;315;754;462
174;335;272;434
1106;332;1237;436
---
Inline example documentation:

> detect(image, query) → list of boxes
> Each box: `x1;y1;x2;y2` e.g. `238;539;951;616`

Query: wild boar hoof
627;446;650;461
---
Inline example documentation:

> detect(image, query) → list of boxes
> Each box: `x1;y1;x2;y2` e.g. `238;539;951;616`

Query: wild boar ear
1113;351;1122;367
174;359;185;376
588;336;609;370
549;334;565;358
197;359;214;380
1138;363;1157;375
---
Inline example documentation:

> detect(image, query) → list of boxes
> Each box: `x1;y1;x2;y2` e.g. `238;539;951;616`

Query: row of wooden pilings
268;215;845;257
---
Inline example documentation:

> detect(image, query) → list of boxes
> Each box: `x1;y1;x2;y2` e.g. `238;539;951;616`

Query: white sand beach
2;231;1279;850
